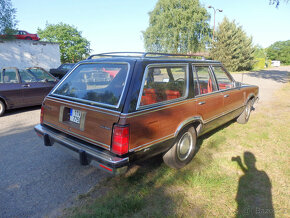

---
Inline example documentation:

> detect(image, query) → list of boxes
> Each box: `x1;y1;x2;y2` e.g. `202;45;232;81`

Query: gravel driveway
232;66;290;105
0;66;289;217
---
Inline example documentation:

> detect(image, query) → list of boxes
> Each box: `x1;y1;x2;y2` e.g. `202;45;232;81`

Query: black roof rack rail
87;52;145;59
142;52;206;59
87;52;207;60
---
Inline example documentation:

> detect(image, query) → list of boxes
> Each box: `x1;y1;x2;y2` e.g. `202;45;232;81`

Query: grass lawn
66;83;290;218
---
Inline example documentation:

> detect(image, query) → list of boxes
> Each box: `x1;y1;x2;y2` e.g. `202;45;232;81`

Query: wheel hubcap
177;132;193;161
245;103;251;119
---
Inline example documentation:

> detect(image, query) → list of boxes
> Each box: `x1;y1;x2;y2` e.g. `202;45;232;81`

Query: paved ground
0;107;108;217
0;66;289;217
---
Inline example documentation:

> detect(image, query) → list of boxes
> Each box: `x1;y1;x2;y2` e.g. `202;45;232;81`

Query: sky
12;0;290;54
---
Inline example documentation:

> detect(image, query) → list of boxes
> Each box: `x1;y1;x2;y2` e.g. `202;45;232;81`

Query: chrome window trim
122;85;244;118
192;64;240;96
210;65;236;91
47;96;121;117
122;97;197;118
192;65;201;96
192;64;219;97
50;62;131;109
136;63;190;110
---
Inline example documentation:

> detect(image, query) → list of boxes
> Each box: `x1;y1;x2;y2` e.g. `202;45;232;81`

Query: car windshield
60;64;74;70
52;63;129;107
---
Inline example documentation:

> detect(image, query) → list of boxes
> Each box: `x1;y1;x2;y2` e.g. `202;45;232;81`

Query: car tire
237;99;254;124
163;126;197;169
0;100;6;117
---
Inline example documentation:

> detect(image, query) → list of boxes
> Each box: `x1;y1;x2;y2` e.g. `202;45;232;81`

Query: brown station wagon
34;52;259;174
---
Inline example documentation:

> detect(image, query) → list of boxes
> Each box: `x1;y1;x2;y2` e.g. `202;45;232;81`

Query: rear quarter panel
119;99;198;152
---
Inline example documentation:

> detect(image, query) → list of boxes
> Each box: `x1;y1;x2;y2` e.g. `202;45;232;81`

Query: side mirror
234;81;242;87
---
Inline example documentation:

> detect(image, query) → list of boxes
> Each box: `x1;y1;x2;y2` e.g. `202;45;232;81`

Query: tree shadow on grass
232;152;274;218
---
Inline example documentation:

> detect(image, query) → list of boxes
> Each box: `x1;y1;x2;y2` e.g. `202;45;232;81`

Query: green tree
253;45;267;59
269;0;289;7
210;17;254;72
37;23;91;63
0;0;17;35
143;0;211;53
267;40;290;64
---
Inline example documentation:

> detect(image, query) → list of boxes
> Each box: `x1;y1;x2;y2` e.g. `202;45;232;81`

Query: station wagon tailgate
41;97;120;150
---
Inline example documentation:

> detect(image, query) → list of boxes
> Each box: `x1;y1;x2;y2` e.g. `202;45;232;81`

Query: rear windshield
52;63;129;107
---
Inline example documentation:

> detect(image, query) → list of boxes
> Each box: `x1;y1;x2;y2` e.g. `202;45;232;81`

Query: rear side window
138;64;188;107
194;66;217;95
1;69;19;83
52;63;129;107
212;66;233;90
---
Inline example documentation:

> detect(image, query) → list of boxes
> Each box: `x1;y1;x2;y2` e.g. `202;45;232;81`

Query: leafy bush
253;58;265;70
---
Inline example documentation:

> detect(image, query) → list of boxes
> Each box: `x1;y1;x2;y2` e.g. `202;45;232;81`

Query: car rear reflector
112;125;129;155
99;164;113;172
40;106;44;124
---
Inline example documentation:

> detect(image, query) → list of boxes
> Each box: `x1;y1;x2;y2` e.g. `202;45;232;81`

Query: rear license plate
70;109;81;124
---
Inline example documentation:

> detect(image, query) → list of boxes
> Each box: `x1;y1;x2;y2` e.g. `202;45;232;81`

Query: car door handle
22;84;30;88
224;94;229;98
198;101;206;105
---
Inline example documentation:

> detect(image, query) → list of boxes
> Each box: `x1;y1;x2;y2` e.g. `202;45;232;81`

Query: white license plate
69;109;81;124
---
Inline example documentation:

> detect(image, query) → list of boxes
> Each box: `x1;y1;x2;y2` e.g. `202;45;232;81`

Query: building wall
0;40;61;71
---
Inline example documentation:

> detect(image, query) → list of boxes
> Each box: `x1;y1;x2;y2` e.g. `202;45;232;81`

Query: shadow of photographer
232;152;274;218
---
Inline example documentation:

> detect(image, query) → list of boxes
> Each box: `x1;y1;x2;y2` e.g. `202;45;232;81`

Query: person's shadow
232;152;275;218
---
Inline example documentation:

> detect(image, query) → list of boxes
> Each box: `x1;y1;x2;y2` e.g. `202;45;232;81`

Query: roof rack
87;52;207;60
87;52;144;59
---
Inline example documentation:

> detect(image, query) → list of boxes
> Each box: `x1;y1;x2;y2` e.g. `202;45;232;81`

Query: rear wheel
237;99;254;124
0;100;6;117
163;126;197;169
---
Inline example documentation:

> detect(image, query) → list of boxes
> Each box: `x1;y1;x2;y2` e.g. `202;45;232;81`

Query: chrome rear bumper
34;124;128;175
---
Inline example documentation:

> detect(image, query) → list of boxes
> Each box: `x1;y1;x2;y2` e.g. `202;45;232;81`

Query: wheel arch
0;96;8;108
174;116;204;138
244;93;256;105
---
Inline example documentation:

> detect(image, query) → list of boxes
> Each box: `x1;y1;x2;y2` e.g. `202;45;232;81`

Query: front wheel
237;99;254;124
163;126;197;169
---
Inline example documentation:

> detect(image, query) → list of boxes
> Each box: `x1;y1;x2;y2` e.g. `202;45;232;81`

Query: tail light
40;106;44;124
112;124;129;155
